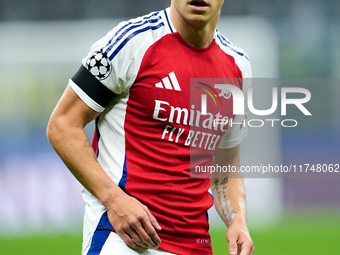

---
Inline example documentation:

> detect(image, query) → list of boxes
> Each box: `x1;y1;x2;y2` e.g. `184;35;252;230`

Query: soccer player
47;0;254;254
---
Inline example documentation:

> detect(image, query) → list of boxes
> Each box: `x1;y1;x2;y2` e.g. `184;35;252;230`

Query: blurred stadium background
0;0;339;254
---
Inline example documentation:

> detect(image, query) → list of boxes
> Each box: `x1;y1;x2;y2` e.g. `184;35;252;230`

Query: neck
170;8;219;48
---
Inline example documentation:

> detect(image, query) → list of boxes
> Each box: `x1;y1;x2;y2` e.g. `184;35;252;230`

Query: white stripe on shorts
99;232;177;255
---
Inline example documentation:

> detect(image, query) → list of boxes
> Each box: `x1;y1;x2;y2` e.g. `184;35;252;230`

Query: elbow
46;117;56;146
46;116;62;149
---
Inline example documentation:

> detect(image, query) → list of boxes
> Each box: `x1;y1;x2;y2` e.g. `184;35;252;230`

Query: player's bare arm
46;84;161;250
211;146;254;255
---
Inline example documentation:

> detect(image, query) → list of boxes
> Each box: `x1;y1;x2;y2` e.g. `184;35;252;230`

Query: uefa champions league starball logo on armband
86;51;112;80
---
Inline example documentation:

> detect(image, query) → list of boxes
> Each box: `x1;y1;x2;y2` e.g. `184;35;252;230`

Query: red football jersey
70;8;251;255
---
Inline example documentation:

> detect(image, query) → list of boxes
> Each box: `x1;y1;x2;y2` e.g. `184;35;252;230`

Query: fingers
145;207;162;231
239;247;255;255
131;217;161;248
117;219;159;250
118;231;141;250
227;228;254;255
239;240;255;255
229;240;255;255
141;208;162;246
237;232;254;255
110;201;162;250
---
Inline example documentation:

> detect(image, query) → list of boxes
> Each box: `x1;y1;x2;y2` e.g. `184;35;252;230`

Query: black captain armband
71;65;116;108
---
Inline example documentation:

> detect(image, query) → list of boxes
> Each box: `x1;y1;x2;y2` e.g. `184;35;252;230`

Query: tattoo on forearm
214;178;237;227
84;139;92;147
84;139;98;162
228;209;237;224
220;177;228;185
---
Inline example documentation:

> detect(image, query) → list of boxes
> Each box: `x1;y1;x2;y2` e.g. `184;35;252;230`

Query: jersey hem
218;128;248;149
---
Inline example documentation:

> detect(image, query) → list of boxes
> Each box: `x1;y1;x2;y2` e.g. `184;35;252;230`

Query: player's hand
226;220;254;255
106;193;162;250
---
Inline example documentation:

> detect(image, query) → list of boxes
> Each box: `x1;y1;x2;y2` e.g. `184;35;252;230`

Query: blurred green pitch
0;210;339;255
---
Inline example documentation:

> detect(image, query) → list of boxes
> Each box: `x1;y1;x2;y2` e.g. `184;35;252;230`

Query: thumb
228;241;238;255
227;232;238;255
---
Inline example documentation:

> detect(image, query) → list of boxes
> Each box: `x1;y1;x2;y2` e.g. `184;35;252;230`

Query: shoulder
81;9;174;93
97;9;173;61
214;29;252;78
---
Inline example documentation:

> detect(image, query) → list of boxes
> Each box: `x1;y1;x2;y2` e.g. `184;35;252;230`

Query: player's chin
186;8;220;24
186;14;212;27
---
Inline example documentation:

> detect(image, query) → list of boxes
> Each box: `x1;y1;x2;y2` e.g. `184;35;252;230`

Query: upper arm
212;145;241;179
215;145;240;167
47;84;100;133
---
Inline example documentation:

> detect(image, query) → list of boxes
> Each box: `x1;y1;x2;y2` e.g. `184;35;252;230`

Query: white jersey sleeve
70;11;166;112
215;30;252;149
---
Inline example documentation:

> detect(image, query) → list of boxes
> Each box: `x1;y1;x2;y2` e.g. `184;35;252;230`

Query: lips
189;0;208;7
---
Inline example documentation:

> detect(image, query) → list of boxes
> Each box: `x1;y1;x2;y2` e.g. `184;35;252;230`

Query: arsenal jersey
70;8;251;255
